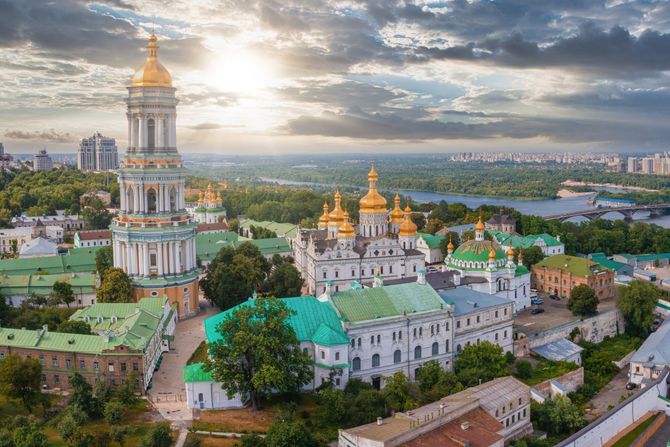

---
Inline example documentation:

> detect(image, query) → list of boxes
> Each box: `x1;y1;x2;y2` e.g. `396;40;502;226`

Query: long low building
338;376;532;446
196;231;291;266
0;272;97;307
531;254;615;300
628;318;670;387
0;297;176;393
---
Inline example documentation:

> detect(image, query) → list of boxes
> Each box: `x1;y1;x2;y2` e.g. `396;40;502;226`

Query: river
259;177;670;228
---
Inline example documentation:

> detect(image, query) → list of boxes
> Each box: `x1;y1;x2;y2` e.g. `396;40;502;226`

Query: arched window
169;187;177;211
432;342;439;356
147;188;157;214
352;357;361;371
126;187;135;213
414;345;422;360
457;344;462;353
372;354;380;367
147;118;155;149
393;350;401;364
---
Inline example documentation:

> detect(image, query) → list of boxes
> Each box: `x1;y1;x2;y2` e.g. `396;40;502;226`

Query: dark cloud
4;129;79;143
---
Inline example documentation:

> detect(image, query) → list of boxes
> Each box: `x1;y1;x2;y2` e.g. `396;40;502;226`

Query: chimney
42;324;48;334
417;269;426;285
461;422;470;431
318;280;333;302
377;417;383;426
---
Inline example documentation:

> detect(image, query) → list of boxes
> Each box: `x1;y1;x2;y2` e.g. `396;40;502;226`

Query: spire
447;236;454;255
399;205;418;237
389;193;404;223
359;162;387;214
318;202;330;229
338;211;356;239
475;215;485;241
131;34;173;87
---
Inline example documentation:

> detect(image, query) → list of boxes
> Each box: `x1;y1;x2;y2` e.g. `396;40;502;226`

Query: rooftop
0;247;99;276
76;229;111;241
589;253;628;272
331;282;447;323
18;237;58;257
0;326;123;354
532;254;609;277
183;362;213;383
418;232;446;250
0;272;96;296
630;318;670;366
400;407;503;447
532;338;584;362
239;219;298;238
438;287;512;316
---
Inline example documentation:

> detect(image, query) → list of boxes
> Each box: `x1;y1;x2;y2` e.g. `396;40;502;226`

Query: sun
202;49;277;94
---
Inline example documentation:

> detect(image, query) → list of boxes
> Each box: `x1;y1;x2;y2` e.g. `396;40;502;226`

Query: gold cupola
489;247;496;260
359;163;387;214
318;202;330;228
389;193;404;223
399;205;418;237
507;246;515;257
475;215;485;232
328;190;346;227
131;34;173;88
447;237;454;252
338;211;356;238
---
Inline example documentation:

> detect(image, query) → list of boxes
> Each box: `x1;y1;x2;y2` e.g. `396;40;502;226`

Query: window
495;310;499;318
476;315;480;323
398;331;402;340
39;356;45;366
413;328;417;338
389;266;393;273
419;327;423;337
372;354;380;367
377;334;381;344
323;271;327;279
512;414;515;423
79;360;85;369
436;325;440;334
445;321;449;331
351;270;355;277
108;362;115;372
54;375;60;384
394;350;401;364
523;408;527;418
352;357;361;371
495;333;499;341
414;346;422;359
358;338;361;347
336;378;341;386
132;362;138;371
51;357;58;367
457;344;462;352
504;308;508;315
457;320;461;329
321;351;325;360
335;352;340;361
351;339;355;348
466;318;470;326
94;361;99;371
432;342;439;356
150;253;157;267
121;362;127;372
430;325;434;336
518;398;522;405
504;330;508;338
66;359;72;369
335;271;339;278
445;340;449;352
371;336;375;345
393;332;396;341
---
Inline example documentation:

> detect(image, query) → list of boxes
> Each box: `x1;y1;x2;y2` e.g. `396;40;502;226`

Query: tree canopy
50;281;74;308
617;280;663;337
96;268;134;303
95;246;113;279
267;262;303;298
455;341;509;386
0;355;43;412
567;285;599;317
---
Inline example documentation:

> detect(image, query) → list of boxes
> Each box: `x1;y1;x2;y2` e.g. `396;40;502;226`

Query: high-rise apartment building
627;157;638;173
33;148;53;171
78;132;118;171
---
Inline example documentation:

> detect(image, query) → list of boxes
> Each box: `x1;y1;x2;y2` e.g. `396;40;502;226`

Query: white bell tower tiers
110;34;199;318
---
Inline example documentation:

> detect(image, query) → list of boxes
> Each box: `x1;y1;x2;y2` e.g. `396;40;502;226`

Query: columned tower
111;35;199;318
359;164;388;237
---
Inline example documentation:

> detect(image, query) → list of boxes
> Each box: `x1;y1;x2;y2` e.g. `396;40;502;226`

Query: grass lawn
520;360;579;386
187;433;239;447
188;341;209;365
610;413;657;447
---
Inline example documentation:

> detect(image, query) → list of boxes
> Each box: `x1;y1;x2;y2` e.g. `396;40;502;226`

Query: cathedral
444;217;532;313
110;35;199;318
293;165;425;295
193;184;227;224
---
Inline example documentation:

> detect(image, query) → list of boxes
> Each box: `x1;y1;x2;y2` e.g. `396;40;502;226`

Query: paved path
148;301;217;424
645;418;670;447
585;369;631;421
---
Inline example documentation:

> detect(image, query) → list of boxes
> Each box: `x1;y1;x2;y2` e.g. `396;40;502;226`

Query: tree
533;395;586;436
206;296;313;410
263;417;317;447
140;422;173;447
439;232;460;256
410;212;426;230
348;389;387;426
56;320;92;335
81;198;112;230
456;341;509;386
110;426;129;447
382;371;415;412
415;360;463;402
424;218;445;235
95;246;114;280
57;411;83;446
515;246;544;267
0;355;43;412
515;360;533;380
9;416;49;447
104;400;125;425
267;263;303;298
183;435;203;447
116;371;139;405
69;373;100;418
316;386;348;425
567;285;598;317
50;281;75;308
96;268;134;303
617;280;663;337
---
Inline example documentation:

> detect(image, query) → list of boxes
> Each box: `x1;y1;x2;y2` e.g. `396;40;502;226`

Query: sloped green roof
533;254;609;277
0;272;96;296
196;232;289;262
205;296;348;347
182;362;213;382
635;253;670;262
489;230;562;249
450;239;506;263
239;219;297;238
331;282;445;323
0;327;123;354
590;253;627;271
418;233;445;249
0;247;99;276
515;265;530;277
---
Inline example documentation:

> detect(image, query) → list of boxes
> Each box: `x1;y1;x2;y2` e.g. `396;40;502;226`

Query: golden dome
318;202;330;227
507;246;515;257
360;163;387;214
475;216;485;232
518;249;524;260
197;192;204;203
389;194;404;223
399;205;418;237
131;34;173;88
328;190;346;227
489;247;496;260
338;211;356;238
447;238;454;251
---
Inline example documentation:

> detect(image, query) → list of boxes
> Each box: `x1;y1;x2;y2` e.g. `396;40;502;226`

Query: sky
2;0;670;154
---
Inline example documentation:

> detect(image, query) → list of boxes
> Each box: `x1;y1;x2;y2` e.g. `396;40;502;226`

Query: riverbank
562;180;659;193
557;189;594;198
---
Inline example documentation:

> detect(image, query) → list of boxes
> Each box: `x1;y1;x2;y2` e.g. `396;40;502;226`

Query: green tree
206;296;313;410
95;246;114;280
140;422;173;447
104;400;125;425
9;416;49;447
56;320;92;335
69;373;100;418
183;435;203;447
263;417;317;447
515;360;533;380
81;198;112;230
116;371;139;405
316;386;348;425
50;281;75;308
617;280;663;337
0;355;43;412
456;341;509;386
267;263;303;298
96;268;134;303
533;395;586;436
110;426;129;447
348;389;387;426
410;212;426;230
382;371;415;412
567;285;599;317
57;411;83;446
439;232;460;257
516;246;544;267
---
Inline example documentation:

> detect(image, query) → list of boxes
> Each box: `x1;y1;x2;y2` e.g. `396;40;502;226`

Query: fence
632;412;666;447
148;392;186;403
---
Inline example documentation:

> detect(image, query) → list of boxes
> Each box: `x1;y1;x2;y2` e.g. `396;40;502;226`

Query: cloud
4;129;79;143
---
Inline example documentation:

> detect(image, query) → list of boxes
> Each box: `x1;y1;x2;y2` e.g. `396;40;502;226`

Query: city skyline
2;1;670;154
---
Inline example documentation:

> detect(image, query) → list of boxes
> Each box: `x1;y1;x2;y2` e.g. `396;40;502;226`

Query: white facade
74;230;112;248
0;225;63;254
12;211;85;234
78;132;119;172
416;236;443;264
33;149;53;171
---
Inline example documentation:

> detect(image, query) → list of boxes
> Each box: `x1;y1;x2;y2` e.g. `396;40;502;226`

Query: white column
170;114;177;148
142;243;149;277
157;242;164;276
157;115;164;149
121;242;127;272
167;241;174;274
137;114;145;149
128;243;136;275
134;185;140;213
112;240;119;267
139;184;145;213
119;183;126;211
127;114;132;149
174;240;181;274
185;239;192;271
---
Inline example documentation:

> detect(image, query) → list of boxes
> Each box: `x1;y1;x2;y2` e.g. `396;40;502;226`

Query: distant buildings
0;143;13;170
74;229;112;248
486;213;516;233
33;148;53;171
78;132;118;172
80;190;112;206
0;223;63;254
488;230;564;257
626;153;670;175
12;210;85;234
189;184;227;224
531;254;615;300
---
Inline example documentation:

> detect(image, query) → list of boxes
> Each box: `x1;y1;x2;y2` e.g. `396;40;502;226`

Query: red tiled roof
77;229;111;240
196;222;229;233
401;408;504;447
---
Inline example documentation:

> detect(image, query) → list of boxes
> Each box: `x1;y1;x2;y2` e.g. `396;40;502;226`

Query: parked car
531;297;544;305
426;266;439;273
531;308;545;315
550;295;561;301
625;382;637;390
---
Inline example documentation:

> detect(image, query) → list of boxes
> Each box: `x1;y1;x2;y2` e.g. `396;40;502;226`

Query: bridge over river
544;203;670;222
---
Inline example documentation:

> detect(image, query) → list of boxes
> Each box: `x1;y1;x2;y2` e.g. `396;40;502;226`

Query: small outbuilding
532;338;584;365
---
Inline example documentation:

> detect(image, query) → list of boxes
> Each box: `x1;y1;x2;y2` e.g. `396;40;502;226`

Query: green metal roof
635;253;670;262
0;327;123;354
331;282;446;323
0;272;96;296
533;254;610;277
590;253;628;271
182;362;213;382
0;247;99;276
449;239;506;264
515;265;530;277
418;233;445;249
204;295;348;347
489;230;562;249
196;231;289;262
239;219;297;238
